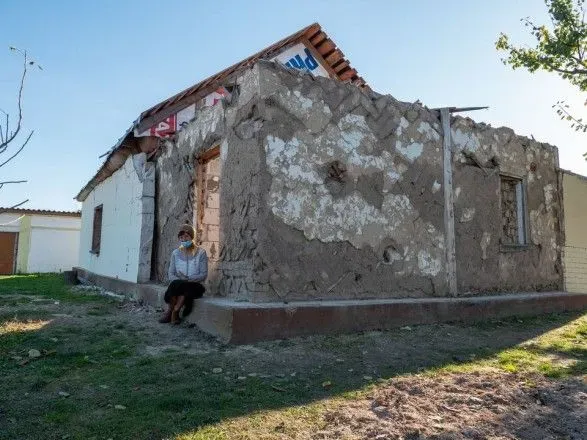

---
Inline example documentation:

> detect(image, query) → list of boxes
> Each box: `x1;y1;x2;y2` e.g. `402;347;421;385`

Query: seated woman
159;224;208;324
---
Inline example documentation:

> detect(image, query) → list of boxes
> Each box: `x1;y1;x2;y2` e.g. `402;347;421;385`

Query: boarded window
500;176;527;245
91;205;103;254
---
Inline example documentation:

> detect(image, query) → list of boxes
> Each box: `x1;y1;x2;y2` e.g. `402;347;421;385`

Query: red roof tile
0;207;81;217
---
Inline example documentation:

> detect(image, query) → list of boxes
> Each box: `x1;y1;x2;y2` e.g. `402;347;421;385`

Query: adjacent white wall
28;216;80;273
563;171;587;293
78;154;145;283
0;212;80;273
0;213;21;233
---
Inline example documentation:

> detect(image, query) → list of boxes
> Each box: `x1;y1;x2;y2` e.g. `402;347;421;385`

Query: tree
496;0;587;144
0;47;41;211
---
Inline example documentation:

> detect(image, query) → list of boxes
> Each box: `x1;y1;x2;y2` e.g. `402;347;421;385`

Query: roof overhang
75;23;368;202
135;23;367;134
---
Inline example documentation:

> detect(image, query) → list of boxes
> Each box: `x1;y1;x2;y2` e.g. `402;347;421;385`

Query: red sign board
149;114;176;137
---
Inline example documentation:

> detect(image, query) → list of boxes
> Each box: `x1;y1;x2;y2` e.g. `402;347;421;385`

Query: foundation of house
75;268;586;344
186;293;587;344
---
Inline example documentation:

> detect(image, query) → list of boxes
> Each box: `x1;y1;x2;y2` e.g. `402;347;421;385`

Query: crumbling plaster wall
451;118;563;293
153;104;224;284
153;68;264;295
152;61;562;300
248;62;447;301
249;62;562;300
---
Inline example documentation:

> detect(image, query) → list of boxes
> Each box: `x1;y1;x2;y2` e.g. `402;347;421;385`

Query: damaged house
75;23;586;342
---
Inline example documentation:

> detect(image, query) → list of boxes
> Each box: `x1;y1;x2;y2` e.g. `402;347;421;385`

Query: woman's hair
178;224;197;255
177;224;195;240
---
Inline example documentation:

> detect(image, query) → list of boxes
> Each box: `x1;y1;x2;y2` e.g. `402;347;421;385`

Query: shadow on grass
0;285;585;439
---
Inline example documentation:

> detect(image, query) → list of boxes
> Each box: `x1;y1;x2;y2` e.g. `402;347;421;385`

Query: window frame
499;173;529;250
90;204;103;255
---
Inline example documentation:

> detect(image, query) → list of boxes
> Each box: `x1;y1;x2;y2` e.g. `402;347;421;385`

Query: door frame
195;145;221;245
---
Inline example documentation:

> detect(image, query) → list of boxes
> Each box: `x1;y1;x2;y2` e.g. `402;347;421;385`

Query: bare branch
0;199;29;214
0;50;28;151
0;109;8;150
0;130;33;169
0;48;38;208
0;180;27;191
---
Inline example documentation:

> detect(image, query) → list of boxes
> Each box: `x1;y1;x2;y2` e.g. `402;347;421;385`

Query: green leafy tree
496;0;587;142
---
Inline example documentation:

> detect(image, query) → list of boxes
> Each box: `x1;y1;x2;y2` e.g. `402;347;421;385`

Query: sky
1;0;585;211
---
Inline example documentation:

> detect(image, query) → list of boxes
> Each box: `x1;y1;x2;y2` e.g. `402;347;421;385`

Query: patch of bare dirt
315;373;587;440
117;302;220;355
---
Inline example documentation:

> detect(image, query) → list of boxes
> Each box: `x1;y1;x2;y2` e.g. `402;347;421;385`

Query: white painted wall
0;212;80;273
28;215;80;273
0;213;22;233
78;155;144;282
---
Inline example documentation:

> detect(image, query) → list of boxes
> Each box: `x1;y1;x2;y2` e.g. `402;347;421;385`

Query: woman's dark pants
163;280;205;318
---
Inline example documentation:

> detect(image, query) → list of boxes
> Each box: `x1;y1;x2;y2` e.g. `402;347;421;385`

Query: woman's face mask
179;232;193;248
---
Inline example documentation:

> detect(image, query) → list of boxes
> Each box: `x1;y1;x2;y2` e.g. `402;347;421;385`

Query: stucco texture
153;68;263;295
451;118;563;293
151;61;563;301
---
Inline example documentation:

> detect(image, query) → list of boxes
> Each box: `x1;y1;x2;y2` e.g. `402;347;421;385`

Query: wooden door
0;232;18;275
196;147;221;290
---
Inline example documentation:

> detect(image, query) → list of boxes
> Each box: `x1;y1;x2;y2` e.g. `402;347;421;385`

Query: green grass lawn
0;275;585;439
0;274;106;304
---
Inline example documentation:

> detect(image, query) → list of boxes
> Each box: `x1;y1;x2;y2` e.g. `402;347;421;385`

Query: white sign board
272;43;330;78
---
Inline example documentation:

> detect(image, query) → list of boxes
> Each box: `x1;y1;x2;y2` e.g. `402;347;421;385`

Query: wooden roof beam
317;40;336;56
333;60;349;73
339;68;357;81
309;31;327;46
324;49;344;65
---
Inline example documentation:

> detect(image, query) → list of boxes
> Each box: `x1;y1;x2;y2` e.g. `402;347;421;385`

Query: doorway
0;232;18;275
196;146;221;290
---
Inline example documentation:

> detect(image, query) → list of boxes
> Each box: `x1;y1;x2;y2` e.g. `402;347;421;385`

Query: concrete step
78;268;586;344
135;283;167;307
185;292;587;344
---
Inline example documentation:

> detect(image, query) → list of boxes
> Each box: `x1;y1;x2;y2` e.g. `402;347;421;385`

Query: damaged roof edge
136;22;367;132
74;123;137;202
74;22;367;202
137;23;318;131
